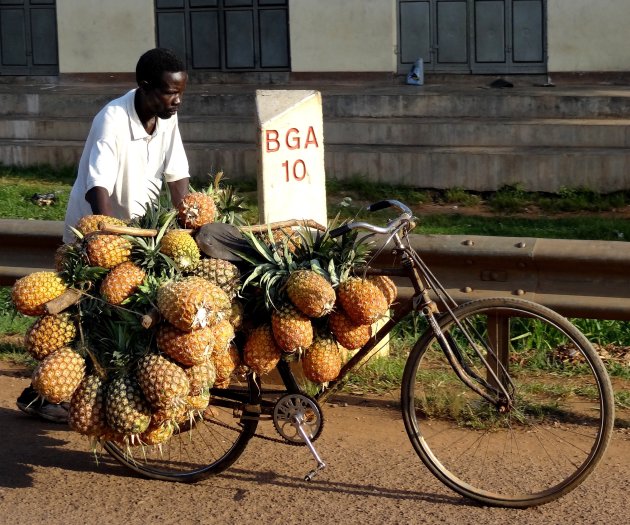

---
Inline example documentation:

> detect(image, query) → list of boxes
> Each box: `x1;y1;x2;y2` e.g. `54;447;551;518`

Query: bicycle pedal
304;462;326;482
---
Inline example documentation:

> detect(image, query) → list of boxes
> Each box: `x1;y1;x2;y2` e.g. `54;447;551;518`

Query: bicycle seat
196;222;256;264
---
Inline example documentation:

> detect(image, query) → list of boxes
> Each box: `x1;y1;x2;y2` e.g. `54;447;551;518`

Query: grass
2;166;630;240
0;165;75;221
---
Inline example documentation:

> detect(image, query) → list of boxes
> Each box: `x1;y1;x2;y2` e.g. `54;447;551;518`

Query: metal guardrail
2;219;630;320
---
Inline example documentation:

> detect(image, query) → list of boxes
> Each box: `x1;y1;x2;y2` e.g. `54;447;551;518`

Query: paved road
0;365;628;525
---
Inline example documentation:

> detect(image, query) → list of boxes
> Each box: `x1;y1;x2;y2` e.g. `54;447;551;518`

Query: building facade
1;0;628;77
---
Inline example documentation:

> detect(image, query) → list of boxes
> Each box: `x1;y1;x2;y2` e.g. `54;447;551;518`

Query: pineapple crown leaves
85;309;154;373
237;226;298;312
128;181;174;230
123;272;171;312
126;216;180;276
57;239;109;289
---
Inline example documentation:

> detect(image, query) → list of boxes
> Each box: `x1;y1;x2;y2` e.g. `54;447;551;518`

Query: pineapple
160;230;201;270
185;357;217;397
328;309;371;350
156;323;214;367
243;325;282;375
24;313;76;360
368;275;398;305
186;392;211;411
150;405;188;428
68;374;109;437
141;420;175;446
100;261;146;305
11;271;67;316
188;257;241;298
86;233;132;269
135;354;190;410
258;228;302;255
184;358;215;411
177;192;217;229
105;376;151;437
302;336;342;383
286;270;336;318
271;303;313;354
157;276;231;332
210;318;235;355
337;277;388;325
32;347;86;404
75;214;127;237
229;300;244;330
212;343;241;388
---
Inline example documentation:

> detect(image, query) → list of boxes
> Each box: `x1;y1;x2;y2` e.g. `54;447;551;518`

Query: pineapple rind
32;347;86;404
25;313;76;360
11;271;67;316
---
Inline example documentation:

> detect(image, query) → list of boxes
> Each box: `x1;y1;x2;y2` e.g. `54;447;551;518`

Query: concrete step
3;138;629;192
2;115;629;149
1;84;630;119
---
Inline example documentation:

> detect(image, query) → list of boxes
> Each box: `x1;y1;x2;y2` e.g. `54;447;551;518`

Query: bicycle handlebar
329;199;413;238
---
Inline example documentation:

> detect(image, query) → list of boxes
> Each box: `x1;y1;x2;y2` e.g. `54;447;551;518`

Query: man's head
136;48;185;87
136;48;188;120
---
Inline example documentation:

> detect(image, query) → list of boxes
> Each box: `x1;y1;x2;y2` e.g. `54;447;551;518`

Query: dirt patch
0;359;629;525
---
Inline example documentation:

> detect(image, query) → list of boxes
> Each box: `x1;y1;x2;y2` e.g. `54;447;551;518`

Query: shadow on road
219;467;471;508
0;407;120;488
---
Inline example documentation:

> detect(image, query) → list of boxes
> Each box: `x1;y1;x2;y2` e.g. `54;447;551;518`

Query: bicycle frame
212;212;512;415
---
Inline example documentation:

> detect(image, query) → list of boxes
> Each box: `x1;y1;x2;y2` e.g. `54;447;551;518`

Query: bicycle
104;199;615;508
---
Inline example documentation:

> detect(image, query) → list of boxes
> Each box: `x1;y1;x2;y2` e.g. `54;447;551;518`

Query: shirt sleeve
85;138;118;195
163;116;190;183
83;110;120;195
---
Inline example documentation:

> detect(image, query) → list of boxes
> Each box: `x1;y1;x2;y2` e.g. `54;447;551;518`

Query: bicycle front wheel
104;374;260;482
401;297;614;508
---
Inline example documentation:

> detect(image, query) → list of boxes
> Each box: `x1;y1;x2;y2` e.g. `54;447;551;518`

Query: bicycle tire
104;374;260;483
401;297;615;508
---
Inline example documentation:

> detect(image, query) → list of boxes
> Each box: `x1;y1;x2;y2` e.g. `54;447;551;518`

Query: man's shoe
16;399;69;424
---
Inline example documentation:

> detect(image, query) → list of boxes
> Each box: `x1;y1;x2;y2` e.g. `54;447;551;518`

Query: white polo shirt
63;88;190;242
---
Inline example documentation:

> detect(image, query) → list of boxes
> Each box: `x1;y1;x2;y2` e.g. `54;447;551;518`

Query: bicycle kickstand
291;413;326;481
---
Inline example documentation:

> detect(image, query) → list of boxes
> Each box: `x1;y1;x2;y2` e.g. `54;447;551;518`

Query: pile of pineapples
10;179;396;448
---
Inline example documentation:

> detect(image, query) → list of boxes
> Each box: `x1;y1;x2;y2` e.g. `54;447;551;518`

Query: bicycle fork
423;305;514;410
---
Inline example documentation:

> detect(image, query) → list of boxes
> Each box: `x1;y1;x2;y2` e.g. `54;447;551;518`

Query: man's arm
167;177;190;208
85;186;113;216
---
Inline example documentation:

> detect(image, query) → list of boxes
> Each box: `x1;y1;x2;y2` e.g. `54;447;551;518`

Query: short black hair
136;48;186;87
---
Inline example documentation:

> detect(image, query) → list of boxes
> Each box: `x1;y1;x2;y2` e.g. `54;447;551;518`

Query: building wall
548;0;630;72
53;0;630;75
289;0;397;72
57;0;156;74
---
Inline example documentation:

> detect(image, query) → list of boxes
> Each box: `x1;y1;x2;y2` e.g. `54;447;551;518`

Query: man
17;48;191;422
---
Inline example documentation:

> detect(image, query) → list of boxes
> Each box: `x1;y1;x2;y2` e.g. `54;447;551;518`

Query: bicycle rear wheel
401;297;614;508
104;374;260;482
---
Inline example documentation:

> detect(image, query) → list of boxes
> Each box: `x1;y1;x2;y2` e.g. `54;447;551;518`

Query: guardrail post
486;312;510;389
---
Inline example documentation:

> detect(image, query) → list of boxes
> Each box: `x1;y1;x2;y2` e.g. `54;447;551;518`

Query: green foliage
487;184;529;213
442;187;482;207
416;213;630;241
0;164;75;220
326;176;431;205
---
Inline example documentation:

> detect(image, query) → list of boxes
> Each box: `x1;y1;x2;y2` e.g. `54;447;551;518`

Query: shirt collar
127;88;165;141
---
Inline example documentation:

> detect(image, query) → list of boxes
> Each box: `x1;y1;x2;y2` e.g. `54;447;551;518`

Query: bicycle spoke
402;298;614;507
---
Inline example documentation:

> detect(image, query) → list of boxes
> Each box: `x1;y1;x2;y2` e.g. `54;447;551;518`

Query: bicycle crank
272;393;326;481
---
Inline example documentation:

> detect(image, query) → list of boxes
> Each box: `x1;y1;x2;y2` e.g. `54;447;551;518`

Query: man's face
146;71;188;119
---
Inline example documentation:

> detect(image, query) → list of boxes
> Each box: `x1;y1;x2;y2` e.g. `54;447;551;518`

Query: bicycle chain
208;416;290;444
